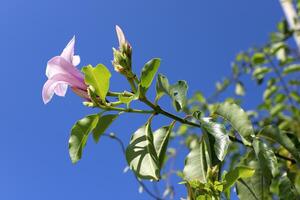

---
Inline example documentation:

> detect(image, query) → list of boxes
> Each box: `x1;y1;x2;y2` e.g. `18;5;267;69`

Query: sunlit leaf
200;117;230;161
82;64;111;102
155;73;170;100
235;81;245;96
69;114;99;163
214;102;254;145
153;122;175;168
169;80;188;111
223;166;255;191
183;136;211;183
140;58;161;90
283;64;300;75
93;114;119;143
126;122;160;180
253;139;278;181
251;53;265;65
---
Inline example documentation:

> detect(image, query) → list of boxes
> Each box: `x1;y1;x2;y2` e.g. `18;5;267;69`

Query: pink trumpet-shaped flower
42;37;87;104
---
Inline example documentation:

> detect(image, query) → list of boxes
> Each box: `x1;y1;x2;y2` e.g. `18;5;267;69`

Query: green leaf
236;151;270;200
118;92;139;107
82;64;111;102
251;53;265;65
283;64;300;75
169;80;188;111
140;58;161;90
126;122;160;180
253;139;278;181
235;81;245;96
258;125;300;163
252;67;272;80
223;166;255;191
153;122;175;168
263;85;278;100
155;73;170;100
183;136;211;183
278;173;299;199
69;114;99;163
200;117;230;161
290;91;300;103
93;114;119;143
214;102;254;145
270;103;285;116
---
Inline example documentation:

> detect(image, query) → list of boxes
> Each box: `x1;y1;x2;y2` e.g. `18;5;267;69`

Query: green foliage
214;102;254;145
153;122;175;168
93;114;119;143
82;64;111;102
69;114;99;163
199;117;230;162
140;58;161;91
126;122;160;180
223;166;255;191
183;136;211;183
258;126;300;163
282;64;300;75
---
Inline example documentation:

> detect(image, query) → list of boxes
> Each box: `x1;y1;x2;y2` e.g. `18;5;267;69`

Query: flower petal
46;56;84;80
72;55;80;66
116;25;126;47
42;73;86;104
61;36;75;63
54;83;68;96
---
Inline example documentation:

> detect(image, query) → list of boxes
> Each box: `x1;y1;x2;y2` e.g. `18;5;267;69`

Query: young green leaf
93;114;119;143
200;117;230;161
126;122;160;180
223;166;255;191
258;125;300;163
214;102;254;146
283;64;300;75
251;53;265;65
169;80;188;111
82;64;111;102
69;114;99;163
155;73;170;100
235;81;245;96
153;122;175;168
252;67;272;80
140;58;161;90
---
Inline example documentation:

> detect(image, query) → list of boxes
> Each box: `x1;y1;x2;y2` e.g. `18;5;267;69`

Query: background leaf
223;166;255;191
258;125;300;163
156;73;170;100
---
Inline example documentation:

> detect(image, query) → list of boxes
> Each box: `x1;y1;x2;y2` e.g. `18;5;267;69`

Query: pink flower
42;37;88;104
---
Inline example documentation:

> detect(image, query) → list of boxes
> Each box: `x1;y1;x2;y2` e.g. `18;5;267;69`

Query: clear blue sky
0;0;283;199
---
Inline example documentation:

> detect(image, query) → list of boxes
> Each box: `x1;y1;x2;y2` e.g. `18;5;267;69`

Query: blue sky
0;0;283;199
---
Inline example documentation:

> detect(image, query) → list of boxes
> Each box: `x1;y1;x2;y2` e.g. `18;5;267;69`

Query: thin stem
102;133;163;200
103;105;154;114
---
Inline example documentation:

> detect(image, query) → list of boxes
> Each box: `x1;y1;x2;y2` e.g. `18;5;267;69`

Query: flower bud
112;25;132;75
